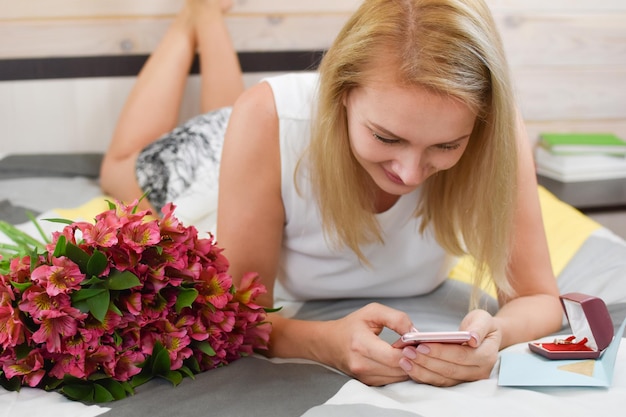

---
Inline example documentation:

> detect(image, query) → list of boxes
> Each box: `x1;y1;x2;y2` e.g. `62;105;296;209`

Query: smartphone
392;331;472;348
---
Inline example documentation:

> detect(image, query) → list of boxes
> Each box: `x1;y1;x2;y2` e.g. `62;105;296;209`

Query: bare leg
100;0;243;208
196;0;244;112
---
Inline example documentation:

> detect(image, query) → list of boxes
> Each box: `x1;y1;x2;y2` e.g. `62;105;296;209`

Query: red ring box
528;292;614;360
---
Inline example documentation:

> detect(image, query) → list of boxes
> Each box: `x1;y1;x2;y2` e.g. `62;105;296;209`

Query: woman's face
344;73;476;198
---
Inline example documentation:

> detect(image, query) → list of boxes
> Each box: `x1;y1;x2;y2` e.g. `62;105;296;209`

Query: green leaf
86;372;110;381
29;248;41;273
106;270;141;290
71;288;107;303
120;380;135;395
72;299;90;314
130;369;153;388
162;370;183;386
65;243;90;272
42;217;75;225
62;383;94;402
175;287;198;313
134;192;150;213
97;379;129;401
264;306;283;313
194;341;216;357
109;302;123;317
93;383;115;403
184;356;201;374
113;331;123;347
86;250;108;277
86;290;111;323
178;365;195;380
0;375;21;392
15;344;32;360
151;343;171;376
81;275;105;286
52;235;67;258
45;377;64;390
10;281;33;292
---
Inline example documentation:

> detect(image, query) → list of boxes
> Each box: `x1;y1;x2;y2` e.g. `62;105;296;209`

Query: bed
1;152;626;417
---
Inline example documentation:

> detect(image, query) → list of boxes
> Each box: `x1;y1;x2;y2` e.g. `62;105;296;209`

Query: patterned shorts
135;107;232;212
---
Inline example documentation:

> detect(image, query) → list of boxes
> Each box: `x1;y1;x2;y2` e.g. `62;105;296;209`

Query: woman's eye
436;143;462;151
372;132;398;145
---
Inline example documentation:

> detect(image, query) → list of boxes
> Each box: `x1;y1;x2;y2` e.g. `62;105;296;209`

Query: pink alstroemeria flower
7;255;34;284
49;352;87;380
119;220;161;253
113;350;144;381
3;350;46;387
0;281;15;306
159;203;189;243
84;345;117;377
31;257;84;296
75;220;119;248
19;285;71;320
0;304;26;349
197;270;232;310
234;272;267;310
32;307;87;353
45;226;78;253
205;308;236;334
162;325;192;370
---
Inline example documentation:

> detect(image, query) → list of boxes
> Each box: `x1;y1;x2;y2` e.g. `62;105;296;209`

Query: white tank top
265;73;453;301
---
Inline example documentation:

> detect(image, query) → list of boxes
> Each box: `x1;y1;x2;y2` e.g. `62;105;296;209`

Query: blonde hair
307;0;518;301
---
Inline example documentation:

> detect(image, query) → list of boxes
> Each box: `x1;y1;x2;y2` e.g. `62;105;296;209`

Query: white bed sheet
306;338;626;417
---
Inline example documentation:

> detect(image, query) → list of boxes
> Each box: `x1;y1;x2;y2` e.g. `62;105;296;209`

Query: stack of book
535;132;626;182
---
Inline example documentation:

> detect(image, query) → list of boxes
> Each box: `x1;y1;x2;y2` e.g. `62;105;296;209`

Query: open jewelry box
529;292;615;360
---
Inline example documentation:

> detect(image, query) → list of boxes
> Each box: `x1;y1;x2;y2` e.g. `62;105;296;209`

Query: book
539;132;626;156
535;147;626;182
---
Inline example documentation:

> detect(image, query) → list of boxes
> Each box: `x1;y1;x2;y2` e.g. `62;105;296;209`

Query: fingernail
416;344;430;354
403;347;417;359
399;358;413;372
470;332;480;344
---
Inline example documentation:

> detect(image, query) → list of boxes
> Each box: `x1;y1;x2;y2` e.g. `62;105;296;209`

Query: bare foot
187;0;233;14
219;0;233;13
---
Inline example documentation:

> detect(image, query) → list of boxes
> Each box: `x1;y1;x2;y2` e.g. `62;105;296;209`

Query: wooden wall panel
0;0;625;154
495;14;626;67
2;9;626;63
0;16;348;59
515;70;626;121
0;0;360;20
2;0;625;20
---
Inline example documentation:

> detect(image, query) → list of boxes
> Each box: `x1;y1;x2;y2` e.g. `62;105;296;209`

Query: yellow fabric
449;186;602;298
53;196;114;221
57;188;602;299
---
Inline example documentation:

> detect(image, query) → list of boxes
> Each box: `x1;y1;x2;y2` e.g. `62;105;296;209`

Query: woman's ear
342;89;349;108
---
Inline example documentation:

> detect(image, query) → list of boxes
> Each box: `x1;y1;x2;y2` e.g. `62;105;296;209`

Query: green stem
27;212;51;244
0;221;46;251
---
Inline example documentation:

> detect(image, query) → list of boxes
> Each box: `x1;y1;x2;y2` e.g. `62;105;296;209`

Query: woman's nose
396;151;427;186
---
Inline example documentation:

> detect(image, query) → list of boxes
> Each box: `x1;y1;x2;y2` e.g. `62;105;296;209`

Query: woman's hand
397;309;501;386
317;303;415;386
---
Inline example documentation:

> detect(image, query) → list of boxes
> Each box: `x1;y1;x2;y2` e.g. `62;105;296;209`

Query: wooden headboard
1;0;625;154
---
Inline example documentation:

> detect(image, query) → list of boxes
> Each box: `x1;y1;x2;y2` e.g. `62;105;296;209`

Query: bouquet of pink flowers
0;200;271;402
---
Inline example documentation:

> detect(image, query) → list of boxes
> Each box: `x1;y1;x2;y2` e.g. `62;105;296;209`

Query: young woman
101;0;562;387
